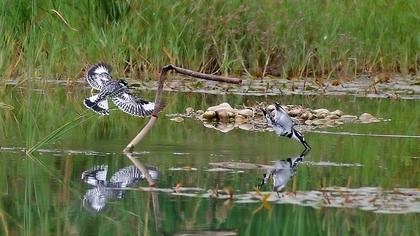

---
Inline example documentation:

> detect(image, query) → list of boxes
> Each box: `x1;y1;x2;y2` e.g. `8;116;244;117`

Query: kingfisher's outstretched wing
86;63;112;90
273;103;294;131
111;93;155;117
81;165;108;186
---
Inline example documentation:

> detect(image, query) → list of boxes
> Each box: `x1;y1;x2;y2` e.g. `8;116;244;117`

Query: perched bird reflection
258;149;309;196
81;165;158;212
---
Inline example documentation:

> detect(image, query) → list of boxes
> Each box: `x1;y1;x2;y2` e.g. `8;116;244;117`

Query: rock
288;108;302;117
238;109;254;117
238;123;253;131
185;107;194;114
235;114;248;124
300;112;311;120
208;103;234;112
331;109;343;117
196;110;204;114
313;108;329;119
227;111;236;118
203;110;216;120
341;115;357;123
359;113;380;123
315;112;327;119
216;110;229;122
266;104;276;111
305;120;313;125
312;119;328;126
326;114;339;119
313;108;330;114
170;117;184;122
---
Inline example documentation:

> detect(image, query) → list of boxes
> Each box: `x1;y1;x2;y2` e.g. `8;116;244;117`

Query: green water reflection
0;83;419;235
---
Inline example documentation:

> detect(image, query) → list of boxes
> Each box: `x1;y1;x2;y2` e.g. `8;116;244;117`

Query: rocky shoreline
168;102;381;133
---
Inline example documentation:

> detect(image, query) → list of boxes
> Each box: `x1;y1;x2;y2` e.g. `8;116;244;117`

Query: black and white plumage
83;63;155;117
262;102;311;150
81;164;158;212
258;149;309;194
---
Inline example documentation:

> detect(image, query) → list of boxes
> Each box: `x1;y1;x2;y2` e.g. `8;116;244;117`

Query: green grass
0;0;418;80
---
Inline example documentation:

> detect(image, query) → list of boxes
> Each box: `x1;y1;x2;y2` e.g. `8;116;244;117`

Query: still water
0;82;419;235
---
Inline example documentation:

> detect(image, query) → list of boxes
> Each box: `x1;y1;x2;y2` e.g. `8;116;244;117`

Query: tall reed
0;0;418;80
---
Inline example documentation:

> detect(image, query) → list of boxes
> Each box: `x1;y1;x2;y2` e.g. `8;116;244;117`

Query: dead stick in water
123;65;242;153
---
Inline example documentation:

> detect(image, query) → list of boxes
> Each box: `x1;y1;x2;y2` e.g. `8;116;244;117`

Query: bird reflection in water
81;164;158;212
258;149;309;196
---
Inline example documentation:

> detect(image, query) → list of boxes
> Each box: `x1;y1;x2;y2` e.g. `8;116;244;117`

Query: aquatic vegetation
0;0;418;79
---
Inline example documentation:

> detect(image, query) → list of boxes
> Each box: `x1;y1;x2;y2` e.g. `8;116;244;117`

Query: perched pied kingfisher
262;102;311;150
83;63;155;116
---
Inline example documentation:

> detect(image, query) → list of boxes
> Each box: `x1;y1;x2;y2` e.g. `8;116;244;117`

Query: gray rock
288;108;302;117
207;103;234;113
313;108;330;114
300;112;312;120
359;113;380;123
305;120;313;125
312;119;328;126
341;115;358;123
238;109;254;117
331;109;344;117
170;117;184;122
235;114;248;124
203;110;216;120
266;104;276;111
238;123;253;131
216;110;230;122
196;110;204;114
185;107;194;114
326;114;339;120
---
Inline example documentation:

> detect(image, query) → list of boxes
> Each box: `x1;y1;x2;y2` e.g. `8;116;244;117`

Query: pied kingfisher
83;63;155;117
262;102;311;150
81;165;158;212
258;149;309;194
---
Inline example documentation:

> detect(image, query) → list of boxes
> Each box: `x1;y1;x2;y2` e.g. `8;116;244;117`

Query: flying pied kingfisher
262;102;311;150
83;63;155;117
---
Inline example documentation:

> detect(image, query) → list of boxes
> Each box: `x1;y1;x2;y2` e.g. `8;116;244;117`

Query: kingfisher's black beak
260;108;267;116
258;173;268;190
302;140;311;151
127;83;140;89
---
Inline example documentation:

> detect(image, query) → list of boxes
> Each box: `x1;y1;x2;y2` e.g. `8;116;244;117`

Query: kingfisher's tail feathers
83;94;109;115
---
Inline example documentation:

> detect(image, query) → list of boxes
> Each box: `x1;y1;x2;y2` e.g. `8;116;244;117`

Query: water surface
0;83;419;235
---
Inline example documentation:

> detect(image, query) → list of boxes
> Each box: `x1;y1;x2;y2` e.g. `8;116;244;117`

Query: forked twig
123;64;242;153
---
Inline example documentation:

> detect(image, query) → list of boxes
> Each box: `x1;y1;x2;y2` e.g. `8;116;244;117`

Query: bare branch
123;65;242;153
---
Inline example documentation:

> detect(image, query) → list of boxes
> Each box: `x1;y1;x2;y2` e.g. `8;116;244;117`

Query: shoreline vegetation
0;0;418;80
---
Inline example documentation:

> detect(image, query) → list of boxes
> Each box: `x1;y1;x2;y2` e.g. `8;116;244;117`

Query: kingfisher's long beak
258;173;269;190
127;84;140;89
302;140;311;151
260;108;268;116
